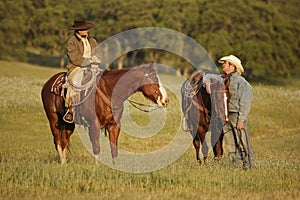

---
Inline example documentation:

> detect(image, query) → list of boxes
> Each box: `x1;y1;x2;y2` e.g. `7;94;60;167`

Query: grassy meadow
0;61;299;200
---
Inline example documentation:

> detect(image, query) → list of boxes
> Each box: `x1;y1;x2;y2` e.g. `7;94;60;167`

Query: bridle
127;70;163;112
100;68;163;113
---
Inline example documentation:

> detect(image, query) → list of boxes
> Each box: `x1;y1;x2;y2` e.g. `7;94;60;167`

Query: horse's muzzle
157;96;169;107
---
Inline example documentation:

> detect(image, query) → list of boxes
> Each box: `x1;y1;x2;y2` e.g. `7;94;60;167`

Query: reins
127;99;161;112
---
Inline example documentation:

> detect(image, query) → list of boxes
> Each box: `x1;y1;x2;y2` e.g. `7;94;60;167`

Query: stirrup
63;109;74;123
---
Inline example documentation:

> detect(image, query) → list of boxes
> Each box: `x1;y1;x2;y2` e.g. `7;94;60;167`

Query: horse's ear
149;61;156;73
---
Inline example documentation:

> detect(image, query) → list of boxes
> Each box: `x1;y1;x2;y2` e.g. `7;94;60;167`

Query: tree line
0;0;299;80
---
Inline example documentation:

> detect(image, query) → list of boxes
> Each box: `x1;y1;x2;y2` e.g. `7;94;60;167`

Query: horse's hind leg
192;125;202;164
193;126;208;164
57;144;66;164
49;119;73;164
49;120;64;163
201;142;209;163
60;128;74;164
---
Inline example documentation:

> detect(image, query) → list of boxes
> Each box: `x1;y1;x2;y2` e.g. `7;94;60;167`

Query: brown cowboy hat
69;19;94;30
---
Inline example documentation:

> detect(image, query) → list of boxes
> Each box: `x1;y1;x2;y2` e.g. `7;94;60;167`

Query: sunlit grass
250;83;300;134
119;91;181;152
0;61;299;199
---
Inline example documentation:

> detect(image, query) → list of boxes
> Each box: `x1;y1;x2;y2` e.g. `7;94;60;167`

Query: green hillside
0;0;299;81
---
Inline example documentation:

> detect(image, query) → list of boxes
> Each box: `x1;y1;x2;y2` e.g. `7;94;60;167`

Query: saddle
181;71;204;131
51;68;101;99
183;71;204;106
51;67;102;124
187;71;204;94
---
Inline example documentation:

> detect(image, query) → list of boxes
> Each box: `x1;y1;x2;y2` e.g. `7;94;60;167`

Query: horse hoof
112;157;117;165
197;160;201;165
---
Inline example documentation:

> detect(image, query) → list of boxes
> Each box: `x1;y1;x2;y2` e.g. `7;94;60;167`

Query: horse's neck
102;68;141;101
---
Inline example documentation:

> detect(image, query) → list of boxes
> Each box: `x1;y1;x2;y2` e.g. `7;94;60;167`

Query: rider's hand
237;122;244;130
90;56;100;64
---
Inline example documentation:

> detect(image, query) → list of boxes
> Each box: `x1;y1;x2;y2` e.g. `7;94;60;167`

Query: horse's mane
102;65;149;77
102;68;127;75
188;69;218;84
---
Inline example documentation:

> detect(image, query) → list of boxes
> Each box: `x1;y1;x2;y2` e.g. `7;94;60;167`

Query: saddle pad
51;73;66;95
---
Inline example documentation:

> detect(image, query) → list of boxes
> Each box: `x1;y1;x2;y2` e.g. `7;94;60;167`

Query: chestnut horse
181;71;226;164
41;63;168;164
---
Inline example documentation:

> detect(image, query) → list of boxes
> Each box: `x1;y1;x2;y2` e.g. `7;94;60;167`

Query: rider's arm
67;37;91;67
202;73;224;84
202;74;224;94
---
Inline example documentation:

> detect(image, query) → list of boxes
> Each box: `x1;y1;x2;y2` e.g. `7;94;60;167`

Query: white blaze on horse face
157;77;168;107
224;92;229;122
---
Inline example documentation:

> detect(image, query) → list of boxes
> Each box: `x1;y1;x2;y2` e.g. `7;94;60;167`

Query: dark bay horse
181;71;226;164
41;63;169;164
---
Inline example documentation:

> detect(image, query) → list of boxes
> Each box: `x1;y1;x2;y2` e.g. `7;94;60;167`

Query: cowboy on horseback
203;55;255;170
63;18;101;123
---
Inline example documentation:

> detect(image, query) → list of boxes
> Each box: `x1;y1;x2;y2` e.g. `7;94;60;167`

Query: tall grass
0;61;299;199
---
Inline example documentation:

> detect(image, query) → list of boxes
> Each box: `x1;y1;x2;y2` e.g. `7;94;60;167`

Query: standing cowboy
63;18;100;123
203;55;255;169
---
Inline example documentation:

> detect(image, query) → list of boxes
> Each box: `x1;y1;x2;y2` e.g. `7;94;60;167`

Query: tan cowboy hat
218;55;244;74
69;19;94;30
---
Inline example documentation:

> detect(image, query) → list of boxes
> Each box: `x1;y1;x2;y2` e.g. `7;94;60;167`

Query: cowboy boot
63;98;74;123
63;108;74;123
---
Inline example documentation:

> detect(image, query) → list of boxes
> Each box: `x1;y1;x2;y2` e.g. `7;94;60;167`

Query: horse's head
209;79;227;123
138;63;169;108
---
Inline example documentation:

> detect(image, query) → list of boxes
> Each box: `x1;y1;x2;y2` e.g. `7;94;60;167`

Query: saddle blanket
51;73;66;96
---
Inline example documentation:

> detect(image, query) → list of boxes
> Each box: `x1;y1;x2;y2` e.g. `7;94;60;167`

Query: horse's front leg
88;118;101;160
193;136;201;164
107;123;120;164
